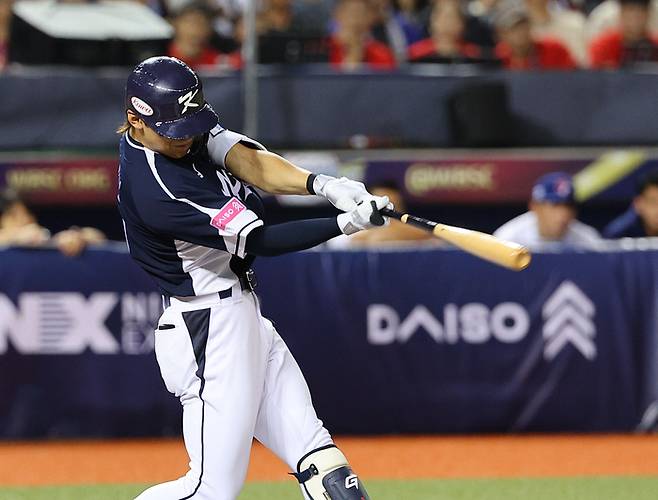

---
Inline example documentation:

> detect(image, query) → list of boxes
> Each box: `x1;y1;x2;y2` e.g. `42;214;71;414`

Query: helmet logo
131;97;154;116
178;89;200;115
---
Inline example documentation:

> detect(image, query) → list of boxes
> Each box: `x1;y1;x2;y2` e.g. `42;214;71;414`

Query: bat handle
368;201;388;226
380;207;402;220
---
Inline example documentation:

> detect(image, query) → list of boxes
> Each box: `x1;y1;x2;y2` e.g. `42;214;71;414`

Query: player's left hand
337;195;390;235
315;176;378;212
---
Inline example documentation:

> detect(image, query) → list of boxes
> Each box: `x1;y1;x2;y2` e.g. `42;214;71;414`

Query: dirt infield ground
1;435;658;487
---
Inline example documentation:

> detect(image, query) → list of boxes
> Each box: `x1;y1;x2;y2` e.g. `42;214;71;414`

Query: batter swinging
117;56;387;499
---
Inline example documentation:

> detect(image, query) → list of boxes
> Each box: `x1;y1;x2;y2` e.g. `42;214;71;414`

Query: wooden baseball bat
380;208;531;271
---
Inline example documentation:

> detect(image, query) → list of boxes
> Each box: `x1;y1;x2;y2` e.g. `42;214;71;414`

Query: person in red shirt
589;0;658;68
493;0;577;70
329;0;396;70
408;0;482;62
168;2;240;70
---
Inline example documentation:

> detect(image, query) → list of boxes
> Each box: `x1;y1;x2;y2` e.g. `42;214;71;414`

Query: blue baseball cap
531;172;575;204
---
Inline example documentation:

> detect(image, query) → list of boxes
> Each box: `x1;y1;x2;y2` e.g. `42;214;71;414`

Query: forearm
224;143;388;213
245;218;341;257
253;152;311;194
225;145;312;195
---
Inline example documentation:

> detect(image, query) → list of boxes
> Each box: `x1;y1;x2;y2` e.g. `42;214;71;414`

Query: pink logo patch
211;198;246;230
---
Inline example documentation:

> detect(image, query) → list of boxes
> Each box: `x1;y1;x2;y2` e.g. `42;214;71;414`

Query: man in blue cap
494;172;601;249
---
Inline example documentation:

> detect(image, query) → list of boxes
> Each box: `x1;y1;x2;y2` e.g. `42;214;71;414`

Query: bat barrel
510;246;532;271
433;223;532;271
379;208;531;271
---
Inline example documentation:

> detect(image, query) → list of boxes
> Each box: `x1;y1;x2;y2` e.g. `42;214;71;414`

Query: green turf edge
2;476;658;500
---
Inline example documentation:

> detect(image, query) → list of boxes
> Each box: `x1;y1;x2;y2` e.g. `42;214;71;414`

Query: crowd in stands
0;189;106;256
2;0;658;70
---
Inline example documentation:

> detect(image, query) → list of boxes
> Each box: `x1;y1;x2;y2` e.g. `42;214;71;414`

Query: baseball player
117;56;383;500
494;172;601;249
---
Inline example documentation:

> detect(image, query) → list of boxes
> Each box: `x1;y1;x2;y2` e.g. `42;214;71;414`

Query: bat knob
369;200;385;226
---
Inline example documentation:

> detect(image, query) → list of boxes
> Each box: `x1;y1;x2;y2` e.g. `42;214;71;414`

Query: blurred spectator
394;0;427;39
525;0;587;65
0;189;49;247
257;0;297;34
425;0;496;47
589;0;658;68
327;182;435;247
493;0;577;69
169;0;240;40
604;169;658;238
468;0;499;19
586;0;658;44
465;0;500;46
133;0;169;16
329;0;396;69
370;0;424;63
168;2;240;70
408;0;484;62
0;0;12;69
494;172;601;249
292;0;334;34
0;189;106;257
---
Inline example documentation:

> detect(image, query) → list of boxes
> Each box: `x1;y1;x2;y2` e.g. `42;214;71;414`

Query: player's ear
126;110;144;130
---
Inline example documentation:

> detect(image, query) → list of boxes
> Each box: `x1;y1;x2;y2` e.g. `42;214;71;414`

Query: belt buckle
245;269;257;291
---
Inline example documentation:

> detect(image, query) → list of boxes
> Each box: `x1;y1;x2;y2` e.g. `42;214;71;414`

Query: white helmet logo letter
345;474;359;489
178;89;200;115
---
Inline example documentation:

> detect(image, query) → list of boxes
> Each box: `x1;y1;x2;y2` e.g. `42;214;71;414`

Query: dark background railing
3;67;658;150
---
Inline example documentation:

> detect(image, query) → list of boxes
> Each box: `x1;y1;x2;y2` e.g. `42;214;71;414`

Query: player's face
127;112;195;159
634;185;658;236
143;126;195;159
531;201;576;241
0;201;36;230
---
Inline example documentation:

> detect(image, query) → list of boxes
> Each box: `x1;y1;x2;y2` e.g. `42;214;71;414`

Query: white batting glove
337;195;390;235
310;175;372;212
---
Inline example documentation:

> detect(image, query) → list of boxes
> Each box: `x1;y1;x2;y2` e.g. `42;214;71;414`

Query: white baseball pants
135;285;332;500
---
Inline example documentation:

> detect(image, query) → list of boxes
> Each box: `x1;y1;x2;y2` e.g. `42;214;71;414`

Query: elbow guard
292;445;370;500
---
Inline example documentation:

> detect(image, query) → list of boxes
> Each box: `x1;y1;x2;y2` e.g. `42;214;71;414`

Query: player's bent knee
292;444;370;500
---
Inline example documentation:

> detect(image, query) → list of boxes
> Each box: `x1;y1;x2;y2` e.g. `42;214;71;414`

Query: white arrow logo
542;281;596;361
178;89;199;115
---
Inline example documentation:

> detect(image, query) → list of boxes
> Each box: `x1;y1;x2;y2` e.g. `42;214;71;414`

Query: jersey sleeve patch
209;124;225;137
207;129;267;168
211;197;246;230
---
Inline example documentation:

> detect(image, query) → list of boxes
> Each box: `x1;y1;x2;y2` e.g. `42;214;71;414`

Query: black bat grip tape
380;208;401;220
369;201;386;226
381;208;437;231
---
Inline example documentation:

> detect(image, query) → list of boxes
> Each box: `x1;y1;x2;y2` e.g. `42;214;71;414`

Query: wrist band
306;173;318;195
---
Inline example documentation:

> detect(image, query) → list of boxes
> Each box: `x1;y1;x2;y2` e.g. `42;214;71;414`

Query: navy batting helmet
125;56;219;139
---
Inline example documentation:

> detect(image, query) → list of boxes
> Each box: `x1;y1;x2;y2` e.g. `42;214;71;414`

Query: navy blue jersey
118;125;266;297
603;208;647;238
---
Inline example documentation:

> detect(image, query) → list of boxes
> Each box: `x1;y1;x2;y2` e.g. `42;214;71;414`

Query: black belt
163;270;257;308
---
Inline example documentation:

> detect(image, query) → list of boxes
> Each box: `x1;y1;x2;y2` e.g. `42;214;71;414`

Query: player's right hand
315;176;371;212
337;195;390;235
